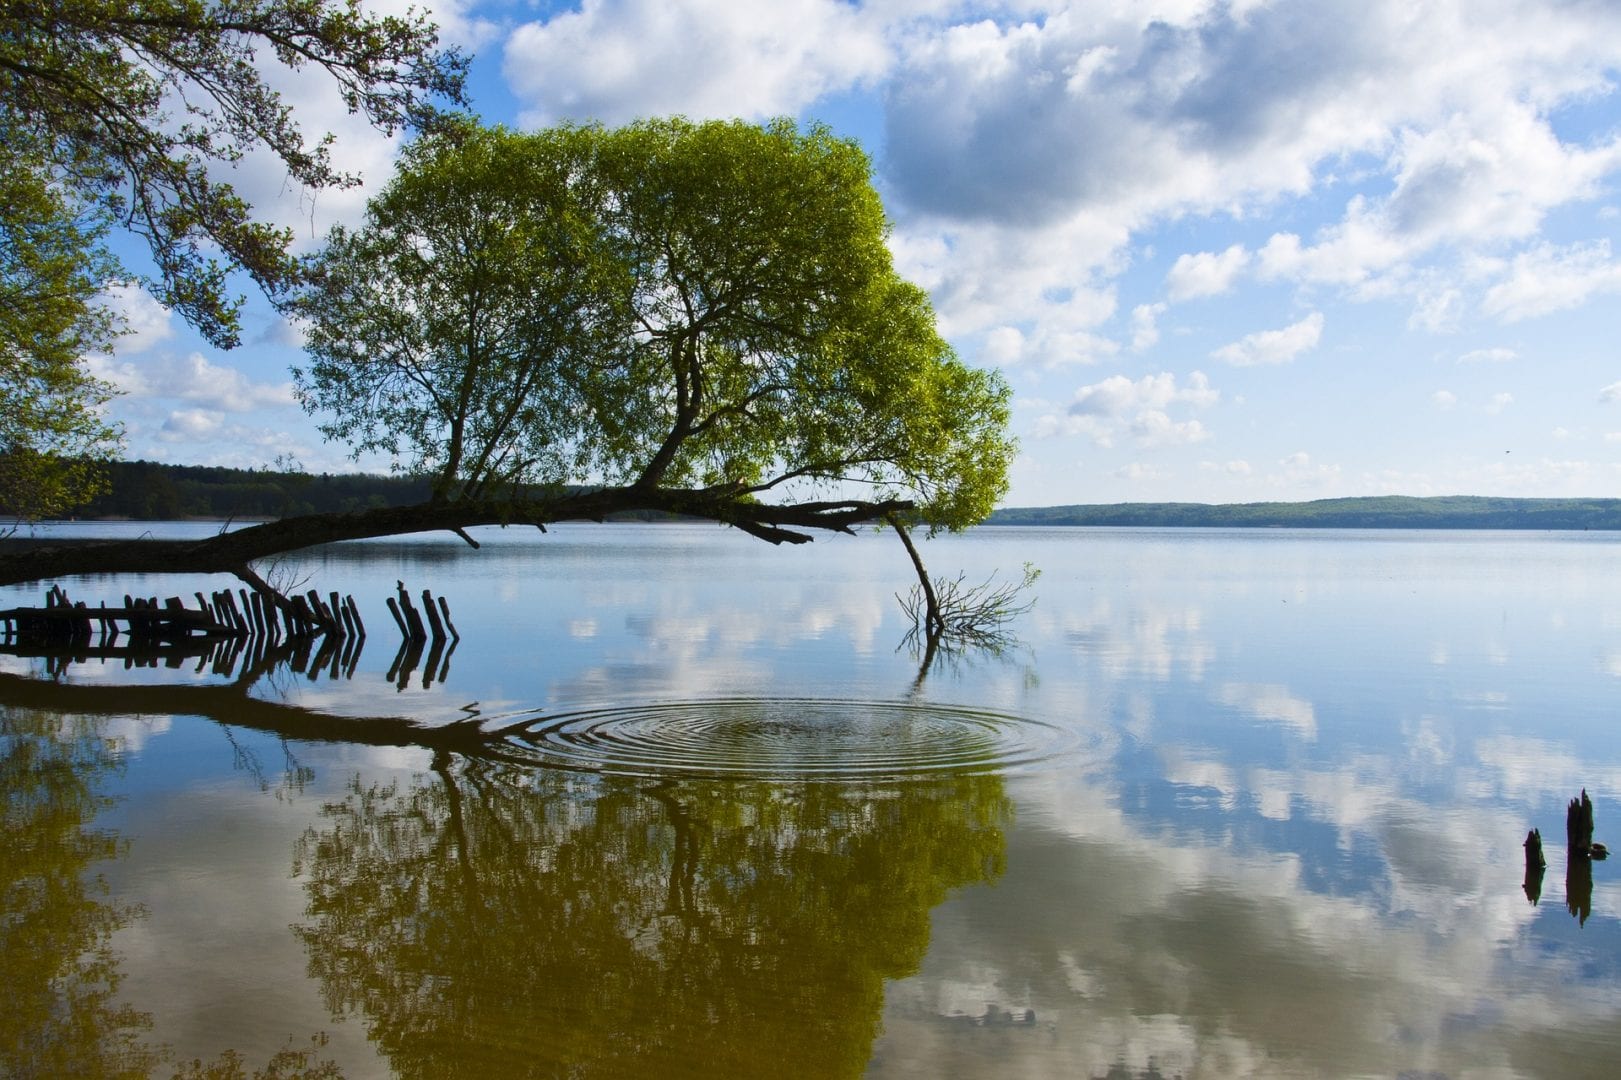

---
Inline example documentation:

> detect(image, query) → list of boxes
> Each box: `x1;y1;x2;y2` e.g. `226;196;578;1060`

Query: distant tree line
18;460;693;523
988;495;1621;530
62;461;430;520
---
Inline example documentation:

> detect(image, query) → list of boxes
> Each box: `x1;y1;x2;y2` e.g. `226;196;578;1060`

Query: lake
3;522;1619;1078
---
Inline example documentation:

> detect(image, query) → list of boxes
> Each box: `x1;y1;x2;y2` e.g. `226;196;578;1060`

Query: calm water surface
3;523;1620;1078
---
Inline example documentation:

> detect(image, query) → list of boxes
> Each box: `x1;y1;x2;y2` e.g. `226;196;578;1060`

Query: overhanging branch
0;487;916;586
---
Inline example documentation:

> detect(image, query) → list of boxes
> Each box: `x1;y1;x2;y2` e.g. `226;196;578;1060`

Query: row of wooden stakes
0;583;366;647
1;582;462;696
387;583;459;645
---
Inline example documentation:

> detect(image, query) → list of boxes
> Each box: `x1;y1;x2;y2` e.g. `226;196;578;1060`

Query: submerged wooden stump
1523;829;1546;905
1565;788;1606;859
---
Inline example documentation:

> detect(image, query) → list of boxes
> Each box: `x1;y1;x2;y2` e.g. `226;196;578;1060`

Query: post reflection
292;759;1011;1078
0;625;366;685
1566;854;1594;925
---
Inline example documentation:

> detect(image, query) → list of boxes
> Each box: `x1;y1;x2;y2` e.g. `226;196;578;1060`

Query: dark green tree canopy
293;118;1013;530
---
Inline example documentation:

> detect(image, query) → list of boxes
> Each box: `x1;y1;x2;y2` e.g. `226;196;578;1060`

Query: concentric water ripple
488;698;1087;781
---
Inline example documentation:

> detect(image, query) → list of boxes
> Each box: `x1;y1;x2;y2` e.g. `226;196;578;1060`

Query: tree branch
0;488;915;587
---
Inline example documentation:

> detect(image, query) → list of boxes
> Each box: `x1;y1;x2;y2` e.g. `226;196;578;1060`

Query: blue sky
91;0;1621;507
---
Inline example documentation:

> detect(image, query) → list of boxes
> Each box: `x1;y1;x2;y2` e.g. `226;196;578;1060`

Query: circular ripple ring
492;698;1086;782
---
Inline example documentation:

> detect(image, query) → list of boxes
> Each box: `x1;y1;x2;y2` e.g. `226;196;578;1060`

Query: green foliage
0;164;121;519
1;0;468;346
294;119;1014;527
294;123;629;501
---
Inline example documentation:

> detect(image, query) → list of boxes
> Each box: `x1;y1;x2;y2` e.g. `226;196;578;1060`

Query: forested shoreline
49;462;680;523
988;495;1621;529
31;462;1621;530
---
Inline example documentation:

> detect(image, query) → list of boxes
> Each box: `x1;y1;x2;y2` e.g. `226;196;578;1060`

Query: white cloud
1039;370;1219;447
982;325;1026;366
1068;371;1219;417
1485;392;1514;415
1199;459;1253;476
503;0;890;126
1166;244;1251;301
1406;282;1464;332
1131;411;1210;448
1457;348;1517;364
1212;312;1324;366
1273;450;1342;490
256;316;306;350
1432;390;1458;409
161;409;222;439
87;352;296;413
1253;107;1621;302
1481;241;1621;321
862;1;1621;351
1602;381;1621;403
893;213;1127;361
884;3;1621;234
1130;302;1166;352
104;284;174;354
1115;461;1170;481
136;414;332;469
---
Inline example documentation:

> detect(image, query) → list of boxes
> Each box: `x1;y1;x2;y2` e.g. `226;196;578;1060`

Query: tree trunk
0;488;915;588
887;514;942;636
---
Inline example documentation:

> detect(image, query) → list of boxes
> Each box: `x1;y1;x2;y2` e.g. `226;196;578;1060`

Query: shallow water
3;523;1619;1078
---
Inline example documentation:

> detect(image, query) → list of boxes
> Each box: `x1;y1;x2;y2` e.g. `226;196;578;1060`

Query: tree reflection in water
293;756;1011;1078
0;706;159;1079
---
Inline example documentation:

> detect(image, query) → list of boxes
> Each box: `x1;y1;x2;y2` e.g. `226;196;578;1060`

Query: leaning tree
0;119;1014;626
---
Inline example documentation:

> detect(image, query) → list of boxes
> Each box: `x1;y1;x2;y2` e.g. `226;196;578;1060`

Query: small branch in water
895;559;1040;651
886;514;1040;689
887;513;942;636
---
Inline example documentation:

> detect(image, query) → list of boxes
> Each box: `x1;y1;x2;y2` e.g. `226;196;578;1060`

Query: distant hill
986;496;1621;530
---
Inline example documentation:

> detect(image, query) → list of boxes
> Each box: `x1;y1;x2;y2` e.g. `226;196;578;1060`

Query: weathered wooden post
436;595;458;643
343;595;365;640
395;583;427;643
420;589;446;642
1525;828;1545;865
1567;789;1595;856
1523;829;1545;904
